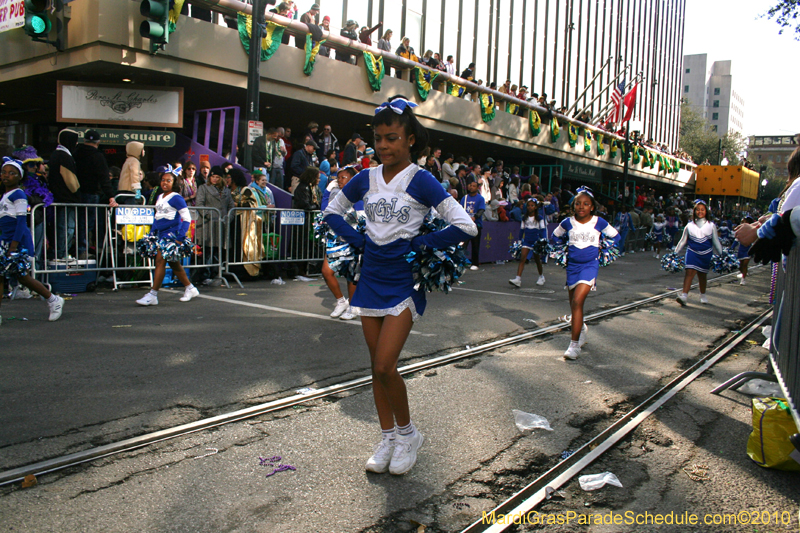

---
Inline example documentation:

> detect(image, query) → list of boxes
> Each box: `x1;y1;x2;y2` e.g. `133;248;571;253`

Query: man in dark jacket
48;129;81;258
342;133;362;165
290;140;317;191
74;129;115;258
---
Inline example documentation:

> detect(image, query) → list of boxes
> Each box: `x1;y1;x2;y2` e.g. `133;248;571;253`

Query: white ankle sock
397;422;415;437
47;294;58;303
381;428;396;441
337;297;347;303
149;289;158;296
569;340;580;349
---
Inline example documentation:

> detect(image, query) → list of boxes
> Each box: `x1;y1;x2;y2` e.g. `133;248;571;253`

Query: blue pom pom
404;214;471;293
155;236;194;262
710;249;740;274
599;236;621;267
0;245;32;278
549;243;568;268
532;238;551;258
660;251;685;273
644;232;657;244
326;215;366;283
509;240;523;261
136;234;160;259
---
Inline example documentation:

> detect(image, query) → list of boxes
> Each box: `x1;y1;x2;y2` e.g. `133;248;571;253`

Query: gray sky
684;0;800;137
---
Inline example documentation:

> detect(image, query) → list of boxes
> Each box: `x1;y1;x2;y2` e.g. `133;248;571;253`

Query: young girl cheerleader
509;197;547;287
0;158;64;324
136;166;199;306
551;187;619;360
735;216;753;285
323;96;477;475
673;199;723;306
652;214;666;258
320;166;360;320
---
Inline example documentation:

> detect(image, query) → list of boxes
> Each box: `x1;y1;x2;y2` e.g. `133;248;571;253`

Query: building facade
747;135;797;179
682;53;745;138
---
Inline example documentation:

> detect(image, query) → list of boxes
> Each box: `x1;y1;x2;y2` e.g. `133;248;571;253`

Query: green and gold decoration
610;139;619;158
168;0;185;33
529;110;541;136
568;124;579;147
304;34;325;76
596;133;606;156
447;82;466;98
480;93;496;122
506;101;520;115
362;51;385;91
632;146;641;165
413;67;438;101
550;118;560;143
583;129;592;152
237;13;285;61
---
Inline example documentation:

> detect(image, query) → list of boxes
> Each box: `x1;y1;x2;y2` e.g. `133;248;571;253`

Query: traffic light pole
241;0;266;172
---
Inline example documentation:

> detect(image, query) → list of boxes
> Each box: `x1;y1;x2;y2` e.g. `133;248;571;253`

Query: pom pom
156;236;194;262
662;233;673;247
509;240;523;261
404;214;471;293
532;238;551;259
710;249;740;274
136;234;160;259
326;215;366;283
644;232;657;244
660;251;685;273
0;245;32;278
599;236;621;267
313;212;329;241
549;243;568;268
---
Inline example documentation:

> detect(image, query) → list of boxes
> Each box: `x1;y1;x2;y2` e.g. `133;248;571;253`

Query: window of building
713;88;720;95
713;100;720;108
684;85;689;93
685;68;690;73
711;125;718;132
712;112;719;120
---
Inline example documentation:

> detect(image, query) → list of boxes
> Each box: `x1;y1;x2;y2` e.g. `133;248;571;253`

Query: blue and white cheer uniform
652;221;665;243
552;216;619;289
0;188;34;255
520;215;547;248
324;164;477;321
152;192;191;239
674;219;722;273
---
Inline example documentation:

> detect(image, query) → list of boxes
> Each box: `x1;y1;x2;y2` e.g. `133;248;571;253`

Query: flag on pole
622;82;638;123
610;77;625;124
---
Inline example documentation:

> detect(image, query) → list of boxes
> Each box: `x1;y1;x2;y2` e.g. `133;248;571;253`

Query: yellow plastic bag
123;224;150;242
747;397;800;471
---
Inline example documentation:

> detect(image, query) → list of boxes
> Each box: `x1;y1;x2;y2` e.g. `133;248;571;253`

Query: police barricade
223;207;324;288
772;248;800;431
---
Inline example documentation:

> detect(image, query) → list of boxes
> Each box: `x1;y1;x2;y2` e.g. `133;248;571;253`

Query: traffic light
24;0;51;39
139;0;169;54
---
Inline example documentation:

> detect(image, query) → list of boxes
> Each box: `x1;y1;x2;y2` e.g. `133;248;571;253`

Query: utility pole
242;0;266;171
622;118;631;207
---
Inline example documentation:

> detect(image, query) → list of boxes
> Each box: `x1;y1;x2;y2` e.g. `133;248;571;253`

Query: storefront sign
76;128;176;147
57;81;184;128
562;160;602;184
0;0;25;34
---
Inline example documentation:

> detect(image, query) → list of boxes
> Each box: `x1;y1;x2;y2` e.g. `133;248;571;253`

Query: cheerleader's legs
151;252;191;290
739;258;749;280
515;249;543;277
362;309;414;430
682;268;697;294
322;258;344;300
568;283;592;341
14;274;53;300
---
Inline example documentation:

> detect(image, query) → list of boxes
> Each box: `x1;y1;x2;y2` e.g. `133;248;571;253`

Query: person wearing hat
194;164;235;284
342;133;362;165
75;129;116;257
197;160;211;187
296;3;320;48
337;20;359;64
12;145;53;267
289;139;318;192
359;21;383;46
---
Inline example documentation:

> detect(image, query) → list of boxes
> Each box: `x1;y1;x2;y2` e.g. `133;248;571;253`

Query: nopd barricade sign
280;210;306;225
115;206;155;224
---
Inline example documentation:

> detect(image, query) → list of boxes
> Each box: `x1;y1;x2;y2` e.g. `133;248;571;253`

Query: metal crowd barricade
186;206;228;288
771;249;800;431
109;197;155;291
223;207;324;288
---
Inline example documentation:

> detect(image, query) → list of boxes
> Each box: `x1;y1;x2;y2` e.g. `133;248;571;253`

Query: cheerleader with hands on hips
323;95;477;475
673;199;723;306
652;214;666;258
0;158;64;324
509;197;547;287
136;167;199;306
551;186;619;360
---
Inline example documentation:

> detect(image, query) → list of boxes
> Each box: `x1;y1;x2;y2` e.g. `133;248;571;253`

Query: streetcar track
461;308;772;533
0;269;757;486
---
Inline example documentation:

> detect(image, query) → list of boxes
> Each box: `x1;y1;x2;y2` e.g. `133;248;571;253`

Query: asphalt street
0;254;796;532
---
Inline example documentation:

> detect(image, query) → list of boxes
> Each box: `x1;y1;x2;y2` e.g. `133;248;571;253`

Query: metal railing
771;248;800;430
223;207;324;288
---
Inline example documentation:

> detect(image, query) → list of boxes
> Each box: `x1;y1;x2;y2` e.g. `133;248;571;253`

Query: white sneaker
47;296;64;321
700;294;709;304
469;265;479;271
578;324;588;348
536;275;546;286
330;298;349;318
11;286;32;300
656;254;661;259
389;431;424;475
180;286;200;302
136;292;159;306
736;272;743;279
509;276;521;287
564;344;581;360
339;307;357;320
365;437;395;473
740;278;746;286
676;293;687;307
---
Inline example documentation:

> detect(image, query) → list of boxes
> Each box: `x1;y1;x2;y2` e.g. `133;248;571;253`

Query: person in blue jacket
614;205;635;255
509;198;547;287
324;96;477;476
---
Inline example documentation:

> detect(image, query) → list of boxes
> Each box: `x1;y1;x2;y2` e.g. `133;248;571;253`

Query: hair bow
693;199;707;207
171;164;183;177
526;197;539;205
1;156;24;177
157;164;175;175
575;186;594;198
375;98;418;115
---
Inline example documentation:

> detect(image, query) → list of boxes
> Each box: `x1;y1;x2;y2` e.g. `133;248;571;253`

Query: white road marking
452;287;554;300
161;289;434;336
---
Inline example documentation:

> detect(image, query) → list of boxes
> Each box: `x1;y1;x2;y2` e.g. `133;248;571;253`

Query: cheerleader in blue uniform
509;197;547;287
324;96;477;475
673;199;722;306
652;215;666;258
136;167;199;306
0;158;64;324
551;187;619;360
735;216;753;286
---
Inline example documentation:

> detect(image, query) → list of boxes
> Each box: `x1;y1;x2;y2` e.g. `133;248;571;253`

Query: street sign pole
242;0;266;172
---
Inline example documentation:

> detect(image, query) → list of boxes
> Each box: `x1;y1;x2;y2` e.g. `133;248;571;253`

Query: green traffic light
30;15;48;34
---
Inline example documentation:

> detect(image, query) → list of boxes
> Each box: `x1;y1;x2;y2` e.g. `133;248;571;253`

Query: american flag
610;78;626;124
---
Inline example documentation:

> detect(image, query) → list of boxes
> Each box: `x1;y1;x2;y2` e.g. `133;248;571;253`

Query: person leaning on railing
194;165;235;285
